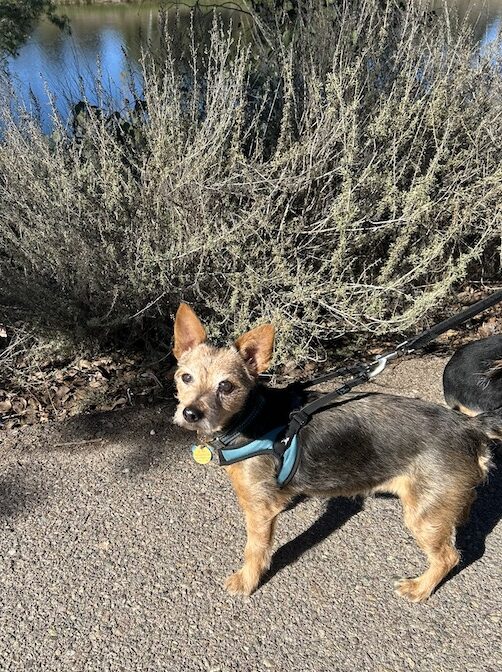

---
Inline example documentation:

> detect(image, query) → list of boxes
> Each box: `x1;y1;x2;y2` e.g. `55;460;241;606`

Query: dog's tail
472;409;502;478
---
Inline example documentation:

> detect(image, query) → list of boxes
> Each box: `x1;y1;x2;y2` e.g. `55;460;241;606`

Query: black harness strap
285;288;502;442
210;394;266;452
203;288;502;487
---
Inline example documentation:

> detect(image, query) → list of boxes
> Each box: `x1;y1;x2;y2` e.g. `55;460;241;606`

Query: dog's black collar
196;390;301;488
210;391;266;451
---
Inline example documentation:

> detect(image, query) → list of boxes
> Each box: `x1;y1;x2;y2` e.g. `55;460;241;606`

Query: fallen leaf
56;385;71;399
478;317;498;339
93;357;112;366
11;397;27;414
435;329;457;343
102;397;127;411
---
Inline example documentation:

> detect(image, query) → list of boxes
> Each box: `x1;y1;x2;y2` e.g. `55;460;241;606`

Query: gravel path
0;355;500;671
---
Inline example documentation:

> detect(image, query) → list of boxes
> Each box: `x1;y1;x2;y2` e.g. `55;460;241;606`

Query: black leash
284;288;502;440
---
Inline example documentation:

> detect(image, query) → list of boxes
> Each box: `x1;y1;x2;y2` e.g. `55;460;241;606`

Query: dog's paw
224;570;254;597
394;577;431;603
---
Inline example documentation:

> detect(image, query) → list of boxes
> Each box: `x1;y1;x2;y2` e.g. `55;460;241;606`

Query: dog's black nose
183;406;203;423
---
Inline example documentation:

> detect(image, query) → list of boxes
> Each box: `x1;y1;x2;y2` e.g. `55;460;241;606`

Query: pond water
5;2;246;130
5;1;502;131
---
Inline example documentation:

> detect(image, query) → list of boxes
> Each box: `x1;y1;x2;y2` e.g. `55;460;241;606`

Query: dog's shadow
455;446;502;574
261;496;364;588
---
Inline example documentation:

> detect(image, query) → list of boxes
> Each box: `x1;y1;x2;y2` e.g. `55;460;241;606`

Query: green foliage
243;0;407;48
0;0;66;56
0;1;501;364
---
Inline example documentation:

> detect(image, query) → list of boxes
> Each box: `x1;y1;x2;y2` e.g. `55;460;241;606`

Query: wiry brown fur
174;343;254;436
173;304;493;603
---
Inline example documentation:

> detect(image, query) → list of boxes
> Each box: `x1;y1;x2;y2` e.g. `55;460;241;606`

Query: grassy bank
1;0;501;372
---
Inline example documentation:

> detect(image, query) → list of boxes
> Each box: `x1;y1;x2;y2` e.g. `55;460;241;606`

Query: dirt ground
0;355;500;671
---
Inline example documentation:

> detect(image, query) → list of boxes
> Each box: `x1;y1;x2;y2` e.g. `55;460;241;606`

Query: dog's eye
218;380;234;394
181;373;193;384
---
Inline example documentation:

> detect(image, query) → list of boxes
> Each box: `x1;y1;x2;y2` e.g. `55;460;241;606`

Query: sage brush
0;0;501;364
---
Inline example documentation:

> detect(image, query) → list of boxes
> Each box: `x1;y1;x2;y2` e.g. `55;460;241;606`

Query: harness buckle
288;408;310;431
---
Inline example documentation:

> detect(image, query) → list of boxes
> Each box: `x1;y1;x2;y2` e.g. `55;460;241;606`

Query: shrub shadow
260;496;364;588
46;400;189;475
0;467;48;519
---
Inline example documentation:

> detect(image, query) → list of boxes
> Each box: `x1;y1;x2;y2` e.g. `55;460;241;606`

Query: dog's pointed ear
235;324;275;376
173;303;207;360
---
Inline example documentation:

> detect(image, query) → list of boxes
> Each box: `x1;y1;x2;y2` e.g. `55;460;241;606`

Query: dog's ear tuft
173;303;207;360
235;324;275;376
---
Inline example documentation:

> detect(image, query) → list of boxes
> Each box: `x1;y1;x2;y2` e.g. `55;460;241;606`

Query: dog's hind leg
395;492;463;603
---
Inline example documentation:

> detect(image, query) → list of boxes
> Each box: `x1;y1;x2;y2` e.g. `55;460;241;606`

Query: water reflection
9;15;141;118
438;0;502;44
5;1;502;131
6;3;246;129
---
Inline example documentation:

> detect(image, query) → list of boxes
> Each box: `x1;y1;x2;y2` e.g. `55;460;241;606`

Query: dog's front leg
224;462;288;597
224;504;279;597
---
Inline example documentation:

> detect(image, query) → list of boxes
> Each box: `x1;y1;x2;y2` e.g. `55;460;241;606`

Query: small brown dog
173;304;500;602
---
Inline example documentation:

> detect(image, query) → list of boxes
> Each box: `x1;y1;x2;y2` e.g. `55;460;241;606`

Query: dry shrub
0;0;501;365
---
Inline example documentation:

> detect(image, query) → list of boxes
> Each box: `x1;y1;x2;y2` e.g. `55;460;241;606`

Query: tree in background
0;0;67;56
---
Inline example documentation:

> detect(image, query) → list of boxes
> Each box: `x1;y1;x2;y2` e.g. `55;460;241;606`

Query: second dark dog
443;334;502;415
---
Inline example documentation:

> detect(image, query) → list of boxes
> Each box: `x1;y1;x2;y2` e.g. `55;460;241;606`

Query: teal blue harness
191;395;301;487
192;428;299;487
